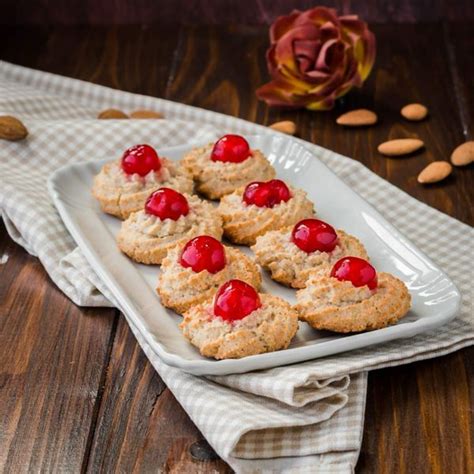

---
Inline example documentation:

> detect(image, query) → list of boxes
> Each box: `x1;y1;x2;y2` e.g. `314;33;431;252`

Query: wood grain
444;22;474;140
0;221;117;472
359;351;474;473
4;0;474;25
0;23;472;473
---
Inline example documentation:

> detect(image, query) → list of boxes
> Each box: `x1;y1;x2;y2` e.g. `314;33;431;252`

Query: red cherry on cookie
210;134;251;163
180;236;226;274
291;219;339;253
330;257;378;290
145;188;189;221
213;279;262;322
243;179;291;208
121;144;161;176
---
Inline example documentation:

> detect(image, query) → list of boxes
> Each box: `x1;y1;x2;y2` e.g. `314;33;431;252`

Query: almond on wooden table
269;120;296;135
0;115;28;141
417;161;452;184
97;108;129;119
336;109;378;127
401;103;428;121
377;138;424;156
130;109;164;119
450;141;474;166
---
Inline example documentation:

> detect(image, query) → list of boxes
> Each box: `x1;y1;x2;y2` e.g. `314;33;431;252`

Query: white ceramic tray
48;134;461;375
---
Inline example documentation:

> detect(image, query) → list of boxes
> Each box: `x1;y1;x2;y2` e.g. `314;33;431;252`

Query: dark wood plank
364;22;474;226
359;349;474;473
0;221;117;472
444;22;474;140
0;25;181;98
164;25;268;122
5;0;474;25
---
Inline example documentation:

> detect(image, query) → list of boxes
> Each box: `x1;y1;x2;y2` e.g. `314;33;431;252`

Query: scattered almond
417;161;452;184
130;109;164;119
0;115;28;141
269;120;296;135
450;141;474;166
98;108;129;119
336;109;377;127
401;103;428;121
378;138;424;156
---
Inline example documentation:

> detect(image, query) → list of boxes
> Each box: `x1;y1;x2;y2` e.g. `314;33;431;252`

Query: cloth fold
208;372;350;407
0;61;472;473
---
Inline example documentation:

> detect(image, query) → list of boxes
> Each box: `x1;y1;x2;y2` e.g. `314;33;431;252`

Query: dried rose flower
256;7;376;110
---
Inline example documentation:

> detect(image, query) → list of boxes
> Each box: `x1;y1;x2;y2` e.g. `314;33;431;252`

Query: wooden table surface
1;23;473;473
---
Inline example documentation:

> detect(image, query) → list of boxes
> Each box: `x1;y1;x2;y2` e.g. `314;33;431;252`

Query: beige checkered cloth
0;61;472;473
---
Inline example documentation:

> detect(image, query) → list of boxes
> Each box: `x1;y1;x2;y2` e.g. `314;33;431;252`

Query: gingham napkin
1;61;472;473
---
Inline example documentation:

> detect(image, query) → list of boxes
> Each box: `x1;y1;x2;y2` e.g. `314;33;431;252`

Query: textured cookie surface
117;194;223;264
180;294;299;359
92;158;193;219
253;228;368;288
218;186;315;245
182;143;275;199
296;267;411;333
157;245;262;314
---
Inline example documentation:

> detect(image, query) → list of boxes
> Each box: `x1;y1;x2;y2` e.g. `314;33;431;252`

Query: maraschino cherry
291;219;338;253
213;280;262;322
180;236;226;274
145;188;189;221
121;144;161;176
330;257;378;290
210;135;251;163
243;179;291;208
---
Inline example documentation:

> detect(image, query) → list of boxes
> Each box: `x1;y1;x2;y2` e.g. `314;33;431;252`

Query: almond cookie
157;236;261;314
253;219;368;289
117;188;222;264
296;257;411;333
182;134;275;199
92;144;193;219
218;179;315;245
180;280;298;359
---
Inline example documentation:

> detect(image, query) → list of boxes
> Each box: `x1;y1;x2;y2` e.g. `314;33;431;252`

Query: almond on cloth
269;120;296;135
130;109;164;119
336;109;377;126
0;115;28;141
377;138;424;156
97;108;129;119
401;103;428;121
417;161;452;184
450;141;474;166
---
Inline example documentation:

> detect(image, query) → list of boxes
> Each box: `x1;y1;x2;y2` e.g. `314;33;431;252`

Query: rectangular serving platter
48;134;461;375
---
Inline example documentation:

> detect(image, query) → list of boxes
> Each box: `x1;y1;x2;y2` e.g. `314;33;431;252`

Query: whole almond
130;109;164;119
336;109;377;127
0;115;28;141
378;138;424;156
269;120;296;135
417;161;452;184
450;141;474;166
401;103;428;121
98;108;129;119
